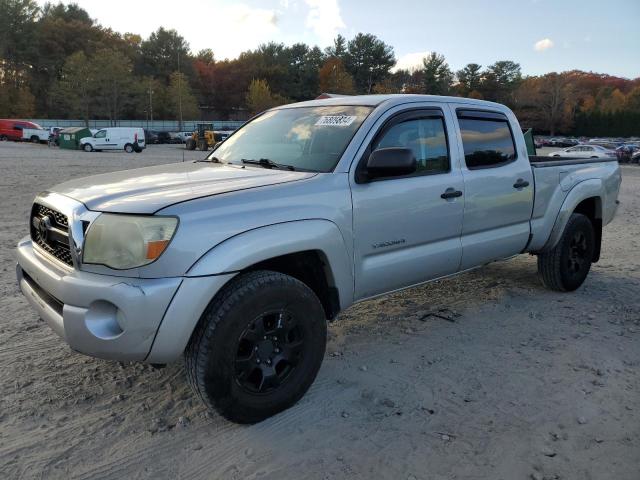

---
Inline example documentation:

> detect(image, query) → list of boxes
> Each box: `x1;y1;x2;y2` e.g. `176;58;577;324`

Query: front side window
458;117;516;169
373;117;449;175
210;105;372;172
95;130;106;138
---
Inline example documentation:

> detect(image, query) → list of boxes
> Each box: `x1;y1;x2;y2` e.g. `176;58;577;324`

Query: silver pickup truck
16;95;621;423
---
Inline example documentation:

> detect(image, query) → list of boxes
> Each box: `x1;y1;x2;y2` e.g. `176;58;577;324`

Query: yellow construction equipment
185;123;217;151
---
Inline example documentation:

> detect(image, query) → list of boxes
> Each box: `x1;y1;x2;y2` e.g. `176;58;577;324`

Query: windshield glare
208;106;373;172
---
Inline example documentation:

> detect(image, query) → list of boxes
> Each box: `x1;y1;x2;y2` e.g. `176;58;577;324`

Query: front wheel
185;270;327;424
537;213;595;291
82;143;93;152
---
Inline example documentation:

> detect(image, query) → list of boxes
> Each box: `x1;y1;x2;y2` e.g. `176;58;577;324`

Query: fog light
85;300;124;340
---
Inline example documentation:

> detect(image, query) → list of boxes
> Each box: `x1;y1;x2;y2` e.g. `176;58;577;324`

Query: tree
138;27;192;83
245;79;288;115
318;58;354;94
626;86;640;113
344;33;395;93
93;49;136;124
0;82;35;117
456;63;483;96
325;34;347;59
421;52;453;95
481;60;522;105
167;71;199;125
51;51;96;123
516;73;576;135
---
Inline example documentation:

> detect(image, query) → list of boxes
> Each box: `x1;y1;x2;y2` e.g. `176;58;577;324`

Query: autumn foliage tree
318;58;354;94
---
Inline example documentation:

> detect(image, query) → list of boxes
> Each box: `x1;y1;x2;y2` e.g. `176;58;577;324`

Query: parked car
632;150;640;164
170;131;193;143
145;130;159;144
548;144;617;159
15;95;621;424
0;119;43;141
156;131;172;144
80;127;145;153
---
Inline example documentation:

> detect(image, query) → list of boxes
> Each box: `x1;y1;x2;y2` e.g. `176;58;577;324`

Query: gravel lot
1;142;638;480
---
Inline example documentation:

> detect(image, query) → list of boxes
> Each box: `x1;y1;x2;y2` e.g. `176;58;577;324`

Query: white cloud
534;38;554;52
305;0;345;44
392;51;430;72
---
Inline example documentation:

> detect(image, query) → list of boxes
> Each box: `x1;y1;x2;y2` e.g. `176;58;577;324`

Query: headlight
83;214;178;269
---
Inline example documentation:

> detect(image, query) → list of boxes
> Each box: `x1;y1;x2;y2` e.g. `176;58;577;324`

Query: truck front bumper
16;236;182;361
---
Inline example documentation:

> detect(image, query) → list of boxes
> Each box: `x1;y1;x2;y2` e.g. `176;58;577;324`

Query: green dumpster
522;128;537;156
58;127;92;150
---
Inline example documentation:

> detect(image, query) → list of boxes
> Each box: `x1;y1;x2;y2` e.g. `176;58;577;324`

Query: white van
80;127;145;153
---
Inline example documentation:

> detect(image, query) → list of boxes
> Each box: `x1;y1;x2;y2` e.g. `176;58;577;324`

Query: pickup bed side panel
528;161;620;252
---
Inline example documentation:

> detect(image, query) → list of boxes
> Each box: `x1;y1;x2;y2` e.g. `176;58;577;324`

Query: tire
82;143;93;152
185;138;196;150
124;143;134;153
0;135;7;141
537;213;595;292
197;139;208;151
185;270;327;424
31;135;39;144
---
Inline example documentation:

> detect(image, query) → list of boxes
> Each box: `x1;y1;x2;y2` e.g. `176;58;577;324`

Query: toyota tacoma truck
16;95;621;423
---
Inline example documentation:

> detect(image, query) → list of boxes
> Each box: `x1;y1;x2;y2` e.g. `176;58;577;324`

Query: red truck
0;119;43;141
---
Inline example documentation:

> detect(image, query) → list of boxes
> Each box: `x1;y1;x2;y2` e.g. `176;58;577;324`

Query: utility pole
177;51;183;131
148;86;154;127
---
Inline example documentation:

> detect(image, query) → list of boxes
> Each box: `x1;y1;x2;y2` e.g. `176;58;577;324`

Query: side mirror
365;147;416;179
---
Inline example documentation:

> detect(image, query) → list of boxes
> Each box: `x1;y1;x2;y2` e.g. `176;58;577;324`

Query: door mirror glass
366;147;416;179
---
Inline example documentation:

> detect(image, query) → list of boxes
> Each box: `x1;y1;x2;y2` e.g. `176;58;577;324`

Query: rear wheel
185;138;196;150
537;213;595;292
124;143;134;153
30;135;39;144
197;139;208;151
82;143;93;152
185;270;327;424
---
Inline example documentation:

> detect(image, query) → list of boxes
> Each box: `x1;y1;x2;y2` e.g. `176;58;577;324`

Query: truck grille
30;203;73;266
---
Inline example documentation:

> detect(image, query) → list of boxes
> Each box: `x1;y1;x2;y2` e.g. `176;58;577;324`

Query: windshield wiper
241;158;295;171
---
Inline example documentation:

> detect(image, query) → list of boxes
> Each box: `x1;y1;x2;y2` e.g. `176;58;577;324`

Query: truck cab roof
277;94;509;112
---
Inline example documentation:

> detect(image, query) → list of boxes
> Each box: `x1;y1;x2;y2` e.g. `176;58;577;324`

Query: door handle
513;179;530;189
441;188;463;199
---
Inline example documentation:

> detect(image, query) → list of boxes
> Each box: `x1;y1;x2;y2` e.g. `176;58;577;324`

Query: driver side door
350;108;464;300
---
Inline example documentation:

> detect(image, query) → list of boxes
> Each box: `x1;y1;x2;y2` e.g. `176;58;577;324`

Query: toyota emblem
39;216;52;241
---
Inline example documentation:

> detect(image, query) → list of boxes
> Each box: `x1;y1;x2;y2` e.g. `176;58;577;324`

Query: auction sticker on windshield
315;115;357;127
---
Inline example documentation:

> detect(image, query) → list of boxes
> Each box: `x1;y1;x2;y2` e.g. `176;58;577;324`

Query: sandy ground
0;142;638;480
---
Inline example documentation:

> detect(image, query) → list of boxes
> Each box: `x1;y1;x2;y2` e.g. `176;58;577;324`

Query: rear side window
457;111;516;169
373;117;449;176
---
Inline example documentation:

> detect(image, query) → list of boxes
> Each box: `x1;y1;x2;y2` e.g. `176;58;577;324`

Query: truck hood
51;162;316;213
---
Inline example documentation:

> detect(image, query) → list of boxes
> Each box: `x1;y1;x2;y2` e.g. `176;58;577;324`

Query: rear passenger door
351;107;464;300
453;108;534;270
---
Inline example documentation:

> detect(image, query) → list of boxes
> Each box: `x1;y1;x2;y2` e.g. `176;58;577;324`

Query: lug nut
267;360;272;365
263;336;267;340
256;358;261;364
254;346;258;351
274;348;280;353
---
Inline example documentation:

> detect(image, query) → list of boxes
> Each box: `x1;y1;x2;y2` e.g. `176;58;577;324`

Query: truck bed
527;156;621;253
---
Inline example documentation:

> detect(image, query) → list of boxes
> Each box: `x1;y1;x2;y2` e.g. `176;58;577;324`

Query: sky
39;0;640;78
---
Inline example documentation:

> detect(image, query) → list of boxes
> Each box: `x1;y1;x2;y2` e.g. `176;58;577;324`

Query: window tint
373;117;449;175
458;117;516;169
95;130;106;138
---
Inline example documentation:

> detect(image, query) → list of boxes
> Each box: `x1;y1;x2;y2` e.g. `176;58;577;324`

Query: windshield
207;105;373;172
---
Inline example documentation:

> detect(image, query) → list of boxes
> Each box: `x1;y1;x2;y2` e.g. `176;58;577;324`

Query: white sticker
315;115;357;127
